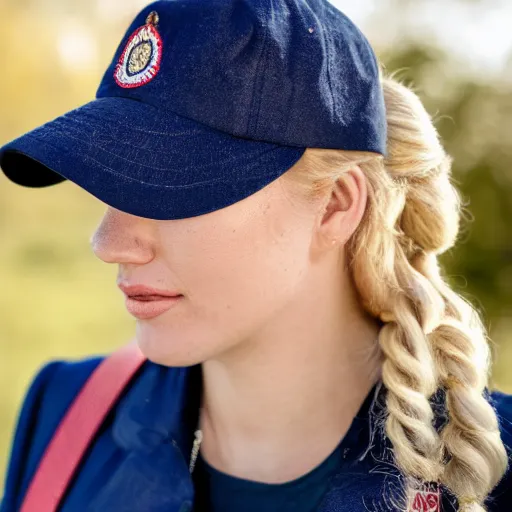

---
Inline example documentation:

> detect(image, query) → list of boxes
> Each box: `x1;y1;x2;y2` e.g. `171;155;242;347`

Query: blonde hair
283;71;509;510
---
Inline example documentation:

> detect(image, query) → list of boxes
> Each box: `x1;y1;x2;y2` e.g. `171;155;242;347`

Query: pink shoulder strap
20;340;147;512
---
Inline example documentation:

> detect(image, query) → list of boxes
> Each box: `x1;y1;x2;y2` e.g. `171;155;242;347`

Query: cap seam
309;4;335;119
247;5;271;137
61;107;206;137
18;132;291;190
24;128;285;176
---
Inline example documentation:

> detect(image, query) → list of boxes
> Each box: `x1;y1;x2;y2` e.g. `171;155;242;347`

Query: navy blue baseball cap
0;0;386;220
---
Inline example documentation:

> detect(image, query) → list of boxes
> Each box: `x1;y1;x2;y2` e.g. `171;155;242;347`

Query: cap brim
0;97;306;220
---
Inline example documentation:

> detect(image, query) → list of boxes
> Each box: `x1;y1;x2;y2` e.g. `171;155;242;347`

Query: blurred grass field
0;177;136;479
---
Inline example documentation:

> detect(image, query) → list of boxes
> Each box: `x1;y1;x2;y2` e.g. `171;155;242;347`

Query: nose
90;207;155;265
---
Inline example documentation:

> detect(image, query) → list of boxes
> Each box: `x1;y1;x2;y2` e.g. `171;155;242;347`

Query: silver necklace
189;429;203;474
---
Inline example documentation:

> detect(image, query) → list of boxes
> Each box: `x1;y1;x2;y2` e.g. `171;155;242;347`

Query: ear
315;165;368;251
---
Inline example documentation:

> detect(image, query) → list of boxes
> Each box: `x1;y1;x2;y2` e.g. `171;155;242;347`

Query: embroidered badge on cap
114;11;162;88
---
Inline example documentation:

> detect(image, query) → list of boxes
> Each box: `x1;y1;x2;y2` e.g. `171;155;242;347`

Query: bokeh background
1;0;511;492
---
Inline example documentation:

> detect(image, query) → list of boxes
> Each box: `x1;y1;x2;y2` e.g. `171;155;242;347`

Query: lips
118;283;182;298
128;294;175;301
124;295;182;320
118;283;183;319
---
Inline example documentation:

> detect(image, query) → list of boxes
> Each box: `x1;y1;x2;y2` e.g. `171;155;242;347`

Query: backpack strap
20;340;147;512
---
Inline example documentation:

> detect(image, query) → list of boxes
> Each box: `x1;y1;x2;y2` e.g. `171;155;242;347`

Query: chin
134;324;207;367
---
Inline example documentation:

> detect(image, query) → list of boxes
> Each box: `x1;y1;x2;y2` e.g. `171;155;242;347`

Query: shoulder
1;355;104;512
490;389;512;440
485;389;512;510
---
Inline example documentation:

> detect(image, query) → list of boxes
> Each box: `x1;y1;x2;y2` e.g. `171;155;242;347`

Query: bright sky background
335;0;512;80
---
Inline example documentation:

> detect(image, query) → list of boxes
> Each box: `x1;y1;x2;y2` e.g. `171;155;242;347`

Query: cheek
137;217;309;366
192;215;310;332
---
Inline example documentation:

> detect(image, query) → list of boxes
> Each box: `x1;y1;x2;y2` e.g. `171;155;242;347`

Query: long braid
383;78;508;509
351;165;446;484
284;71;508;510
420;255;508;509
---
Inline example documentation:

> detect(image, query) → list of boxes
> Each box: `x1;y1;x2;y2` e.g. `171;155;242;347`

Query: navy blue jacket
1;354;512;511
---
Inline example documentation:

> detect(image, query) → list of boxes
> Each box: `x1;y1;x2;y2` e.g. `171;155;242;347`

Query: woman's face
90;171;355;367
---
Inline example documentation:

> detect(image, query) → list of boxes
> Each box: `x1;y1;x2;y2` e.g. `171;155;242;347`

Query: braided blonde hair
282;71;509;510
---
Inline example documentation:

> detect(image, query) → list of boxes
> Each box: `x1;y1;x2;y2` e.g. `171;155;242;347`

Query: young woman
0;1;510;511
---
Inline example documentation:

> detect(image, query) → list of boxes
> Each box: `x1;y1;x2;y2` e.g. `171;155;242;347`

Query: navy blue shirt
191;385;378;512
192;442;342;512
1;355;512;511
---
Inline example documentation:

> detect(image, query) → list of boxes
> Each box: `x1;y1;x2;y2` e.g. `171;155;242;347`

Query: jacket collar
93;359;438;512
112;359;203;459
112;359;387;466
88;361;202;511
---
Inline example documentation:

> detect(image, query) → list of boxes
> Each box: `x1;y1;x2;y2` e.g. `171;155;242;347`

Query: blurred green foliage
1;0;511;493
